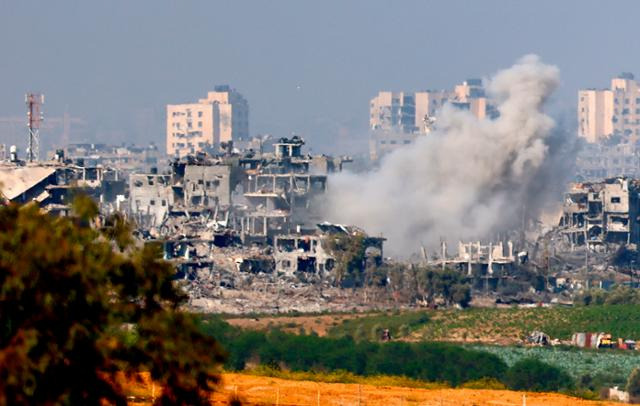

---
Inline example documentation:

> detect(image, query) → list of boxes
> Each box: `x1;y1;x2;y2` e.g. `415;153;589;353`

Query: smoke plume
325;55;569;256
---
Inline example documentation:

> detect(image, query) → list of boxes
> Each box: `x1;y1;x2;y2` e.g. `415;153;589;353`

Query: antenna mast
26;93;44;162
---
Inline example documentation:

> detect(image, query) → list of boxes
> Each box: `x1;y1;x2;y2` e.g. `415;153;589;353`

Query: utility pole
26;93;44;162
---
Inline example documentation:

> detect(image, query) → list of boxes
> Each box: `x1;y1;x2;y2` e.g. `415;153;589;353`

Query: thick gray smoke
325;55;567;256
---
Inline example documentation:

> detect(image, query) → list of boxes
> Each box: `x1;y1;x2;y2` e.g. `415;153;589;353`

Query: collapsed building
433;240;517;290
129;136;350;243
128;136;375;281
274;222;385;275
560;177;640;248
0;151;126;216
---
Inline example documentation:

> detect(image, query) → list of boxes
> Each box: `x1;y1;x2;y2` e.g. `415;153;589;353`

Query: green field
470;344;640;387
328;305;640;343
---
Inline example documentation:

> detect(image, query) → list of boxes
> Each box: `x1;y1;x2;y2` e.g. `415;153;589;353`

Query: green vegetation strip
199;316;573;393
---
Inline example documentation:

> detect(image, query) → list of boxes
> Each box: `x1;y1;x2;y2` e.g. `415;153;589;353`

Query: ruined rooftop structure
0;147;126;216
559;177;640;248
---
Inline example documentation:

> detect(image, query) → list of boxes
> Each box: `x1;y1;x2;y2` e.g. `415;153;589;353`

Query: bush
505;358;573;392
626;367;640;398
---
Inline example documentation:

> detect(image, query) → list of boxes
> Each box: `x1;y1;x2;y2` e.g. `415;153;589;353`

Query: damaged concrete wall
129;174;173;227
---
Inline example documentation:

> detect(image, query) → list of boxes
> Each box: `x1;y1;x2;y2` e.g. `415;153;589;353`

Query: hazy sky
0;0;638;154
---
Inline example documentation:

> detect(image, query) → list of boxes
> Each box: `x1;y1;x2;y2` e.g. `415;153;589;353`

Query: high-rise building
166;86;249;157
369;79;493;161
578;73;640;144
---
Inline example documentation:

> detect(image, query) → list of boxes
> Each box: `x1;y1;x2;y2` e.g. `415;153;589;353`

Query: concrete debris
526;331;550;346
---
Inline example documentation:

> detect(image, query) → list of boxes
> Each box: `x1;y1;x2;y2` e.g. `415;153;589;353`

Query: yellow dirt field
127;373;619;405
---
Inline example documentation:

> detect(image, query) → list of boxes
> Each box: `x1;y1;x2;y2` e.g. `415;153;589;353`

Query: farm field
325;304;640;344
471;344;640;387
126;372;619;405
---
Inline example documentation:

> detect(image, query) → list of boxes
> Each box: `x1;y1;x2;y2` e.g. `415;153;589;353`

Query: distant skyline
1;0;639;154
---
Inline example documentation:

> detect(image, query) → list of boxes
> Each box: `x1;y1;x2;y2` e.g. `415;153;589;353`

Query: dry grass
225;313;367;336
123;372;620;405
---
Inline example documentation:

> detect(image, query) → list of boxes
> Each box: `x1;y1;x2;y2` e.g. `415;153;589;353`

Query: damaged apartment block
560;177;640;249
274;222;385;277
435;240;516;291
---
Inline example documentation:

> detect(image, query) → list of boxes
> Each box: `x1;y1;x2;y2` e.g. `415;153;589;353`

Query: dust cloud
325;55;571;256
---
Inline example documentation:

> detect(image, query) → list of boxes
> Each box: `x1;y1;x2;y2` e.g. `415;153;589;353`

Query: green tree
505;358;572;392
626;367;640;398
325;232;367;287
0;198;225;405
416;267;471;307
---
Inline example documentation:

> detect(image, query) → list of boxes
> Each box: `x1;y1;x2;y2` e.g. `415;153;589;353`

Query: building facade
578;73;640;143
369;79;493;161
166;85;249;157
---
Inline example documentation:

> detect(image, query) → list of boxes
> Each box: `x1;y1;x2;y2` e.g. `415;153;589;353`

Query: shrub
626;367;640;398
505;358;573;392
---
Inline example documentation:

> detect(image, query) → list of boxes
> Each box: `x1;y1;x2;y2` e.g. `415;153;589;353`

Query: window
150;200;155;206
626;98;630;104
161;200;166;206
198;111;203;117
390;140;397;144
403;140;411;144
198;121;202;128
380;140;386;144
611;197;621;203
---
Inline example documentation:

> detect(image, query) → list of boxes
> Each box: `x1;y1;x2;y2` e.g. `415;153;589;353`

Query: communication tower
25;93;44;162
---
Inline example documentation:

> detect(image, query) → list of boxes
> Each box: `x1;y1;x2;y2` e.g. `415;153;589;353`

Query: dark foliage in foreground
0;199;225;405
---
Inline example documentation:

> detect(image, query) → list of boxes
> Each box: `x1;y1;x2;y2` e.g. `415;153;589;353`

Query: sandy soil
127;373;619;405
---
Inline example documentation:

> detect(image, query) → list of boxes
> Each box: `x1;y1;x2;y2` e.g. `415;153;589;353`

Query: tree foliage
200;316;507;386
575;286;640;306
0;198;224;405
325;232;367;287
504;358;572;392
627;367;640;398
416;267;471;307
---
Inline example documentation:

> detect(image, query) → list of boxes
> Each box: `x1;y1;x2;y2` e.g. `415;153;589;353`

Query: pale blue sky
0;0;637;153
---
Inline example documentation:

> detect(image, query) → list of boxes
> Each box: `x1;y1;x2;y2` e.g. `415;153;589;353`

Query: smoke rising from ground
325;55;570;256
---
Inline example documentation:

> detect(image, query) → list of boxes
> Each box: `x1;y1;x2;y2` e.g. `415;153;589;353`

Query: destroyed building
560;177;640;248
0;158;126;217
433;240;516;290
58;142;161;175
273;222;385;276
129;136;350;244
